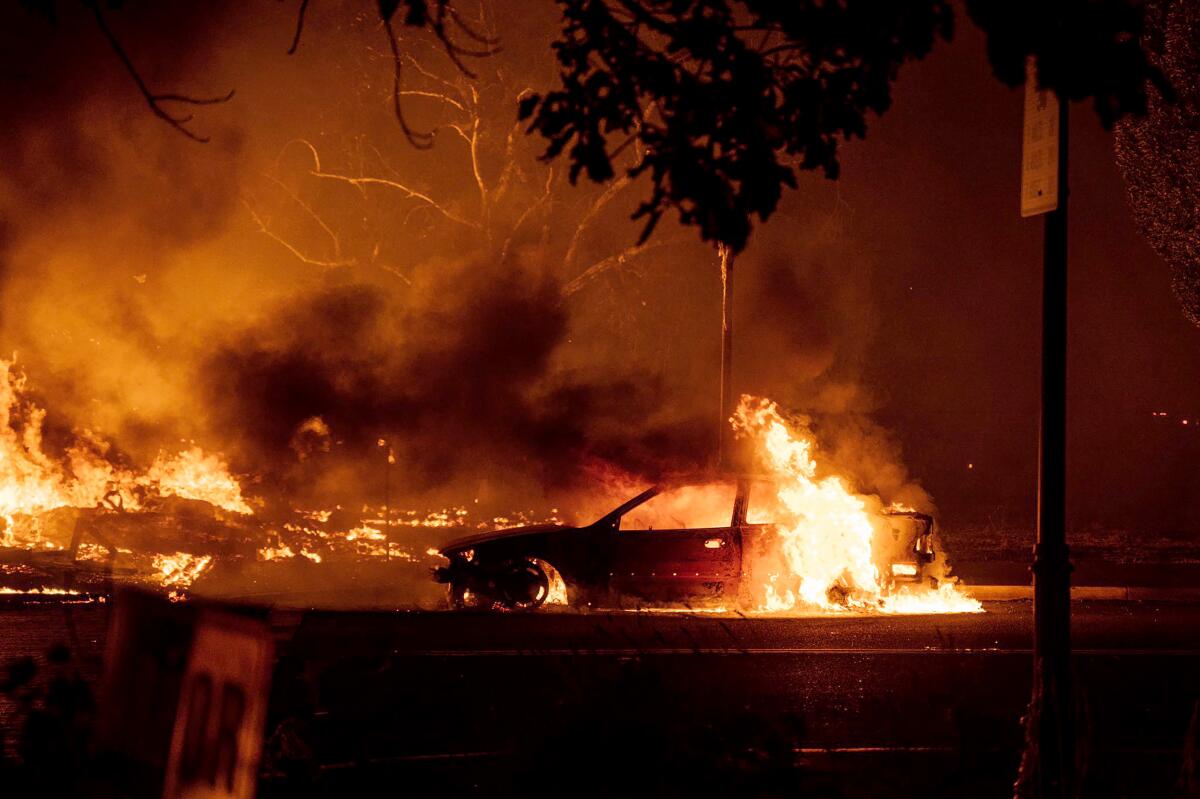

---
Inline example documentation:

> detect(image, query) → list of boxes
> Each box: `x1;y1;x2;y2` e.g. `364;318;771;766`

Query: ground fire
0;354;978;614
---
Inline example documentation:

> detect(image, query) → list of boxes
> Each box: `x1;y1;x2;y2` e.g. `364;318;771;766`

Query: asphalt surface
3;601;1198;797
276;599;1200;654
265;602;1200;797
956;558;1200;590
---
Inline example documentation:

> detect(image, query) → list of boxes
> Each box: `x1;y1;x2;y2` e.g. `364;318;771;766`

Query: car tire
502;559;550;611
448;580;475;610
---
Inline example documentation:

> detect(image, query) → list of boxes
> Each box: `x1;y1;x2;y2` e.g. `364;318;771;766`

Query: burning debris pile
0;357;258;595
0;360;253;525
0;362;322;593
0;357;557;602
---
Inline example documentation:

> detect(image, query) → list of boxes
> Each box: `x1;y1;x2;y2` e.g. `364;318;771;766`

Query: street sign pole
1020;59;1074;797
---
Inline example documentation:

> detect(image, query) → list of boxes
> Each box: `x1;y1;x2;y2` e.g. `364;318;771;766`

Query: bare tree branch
404;53;464;96
287;0;312;55
562;240;670;297
466;84;489;230
294;139;479;229
447;4;501;47
493;88;535;201
563;174;632;270
383;16;436;149
500;167;554;264
429;1;496;78
243;199;355;269
87;0;234;143
261;172;342;259
376;262;413;285
443;123;472;144
399;88;466;112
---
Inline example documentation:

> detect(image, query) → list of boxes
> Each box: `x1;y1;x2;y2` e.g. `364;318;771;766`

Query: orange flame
733;395;980;615
152;551;213;600
146;447;254;515
0;358;253;535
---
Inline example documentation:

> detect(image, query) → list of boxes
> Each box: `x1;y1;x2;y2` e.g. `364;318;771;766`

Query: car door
608;482;740;602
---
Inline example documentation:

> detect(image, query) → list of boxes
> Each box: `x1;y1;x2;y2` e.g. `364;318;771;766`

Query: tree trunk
717;244;734;470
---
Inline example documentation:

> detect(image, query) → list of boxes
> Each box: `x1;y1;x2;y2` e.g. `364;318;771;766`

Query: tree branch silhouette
86;0;234;143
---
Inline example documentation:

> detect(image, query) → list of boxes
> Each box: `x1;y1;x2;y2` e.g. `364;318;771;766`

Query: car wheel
502;559;550;611
532;558;570;607
448;580;477;610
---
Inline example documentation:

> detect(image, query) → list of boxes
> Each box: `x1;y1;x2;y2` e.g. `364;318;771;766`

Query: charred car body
433;477;937;611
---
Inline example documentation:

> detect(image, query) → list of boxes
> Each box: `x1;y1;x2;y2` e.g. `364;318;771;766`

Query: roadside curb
968;585;1200;601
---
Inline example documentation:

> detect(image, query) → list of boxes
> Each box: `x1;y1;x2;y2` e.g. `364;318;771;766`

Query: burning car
432;476;938;611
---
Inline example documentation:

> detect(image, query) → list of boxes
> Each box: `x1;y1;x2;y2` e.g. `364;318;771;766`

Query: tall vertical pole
717;244;734;469
380;438;392;561
1031;96;1073;797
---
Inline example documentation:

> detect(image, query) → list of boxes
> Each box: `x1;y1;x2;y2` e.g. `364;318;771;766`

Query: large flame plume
0;357;252;592
733;395;981;614
0;358;251;529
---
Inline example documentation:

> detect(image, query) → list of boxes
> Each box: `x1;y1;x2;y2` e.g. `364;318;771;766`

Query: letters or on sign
1021;58;1060;217
162;612;274;799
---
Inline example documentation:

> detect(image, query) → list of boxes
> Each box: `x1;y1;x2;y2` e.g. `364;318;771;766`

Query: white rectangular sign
1021;58;1060;217
162;612;274;799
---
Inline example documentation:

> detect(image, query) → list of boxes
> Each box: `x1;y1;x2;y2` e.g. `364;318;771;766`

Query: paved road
3;601;1198;797
956;558;1200;590
279;599;1200;654
266;602;1199;797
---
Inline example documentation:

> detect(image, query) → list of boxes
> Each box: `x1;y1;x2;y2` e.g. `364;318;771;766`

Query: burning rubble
0;356;574;603
0;357;422;598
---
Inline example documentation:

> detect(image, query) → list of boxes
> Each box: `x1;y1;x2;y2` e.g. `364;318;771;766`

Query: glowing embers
0;586;82;596
733;396;981;615
152;552;213;600
256;504;563;569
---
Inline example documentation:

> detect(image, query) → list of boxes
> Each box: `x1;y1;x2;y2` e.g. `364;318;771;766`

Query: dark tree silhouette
1114;0;1200;328
518;1;955;253
520;0;1164;252
964;0;1167;126
17;0;494;145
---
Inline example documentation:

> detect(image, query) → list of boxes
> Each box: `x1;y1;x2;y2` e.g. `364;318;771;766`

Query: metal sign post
1018;58;1075;798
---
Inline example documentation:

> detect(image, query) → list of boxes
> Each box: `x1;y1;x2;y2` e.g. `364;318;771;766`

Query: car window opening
619;483;738;531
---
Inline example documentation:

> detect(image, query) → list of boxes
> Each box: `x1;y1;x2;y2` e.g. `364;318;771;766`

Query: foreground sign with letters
163;611;274;799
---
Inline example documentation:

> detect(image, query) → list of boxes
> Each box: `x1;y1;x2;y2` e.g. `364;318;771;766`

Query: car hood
439;523;574;554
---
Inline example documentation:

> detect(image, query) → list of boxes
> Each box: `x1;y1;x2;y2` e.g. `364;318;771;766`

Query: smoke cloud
0;0;1058;544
